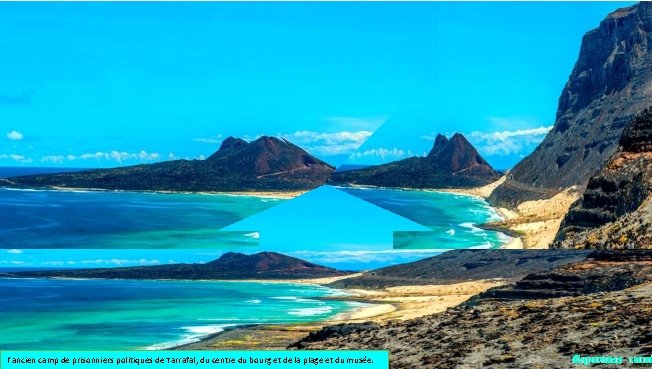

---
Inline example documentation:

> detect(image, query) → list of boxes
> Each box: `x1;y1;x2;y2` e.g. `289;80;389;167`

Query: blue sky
0;2;633;169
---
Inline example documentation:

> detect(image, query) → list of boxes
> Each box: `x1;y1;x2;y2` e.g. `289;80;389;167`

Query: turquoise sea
0;187;279;249
338;186;509;250
0;168;510;350
0;277;358;350
1;167;510;270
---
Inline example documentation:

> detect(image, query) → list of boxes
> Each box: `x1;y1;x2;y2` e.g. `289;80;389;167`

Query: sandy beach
43;186;306;199
175;276;508;350
488;186;581;249
329;279;509;323
441;176;581;249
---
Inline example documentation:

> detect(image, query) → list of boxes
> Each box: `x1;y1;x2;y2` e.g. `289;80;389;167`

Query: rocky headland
1;252;348;280
329;133;501;189
0;136;334;192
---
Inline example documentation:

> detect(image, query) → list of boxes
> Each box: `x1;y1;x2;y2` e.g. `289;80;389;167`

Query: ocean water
1;167;509;269
0;188;282;248
0;186;506;252
0;278;358;350
338;187;508;249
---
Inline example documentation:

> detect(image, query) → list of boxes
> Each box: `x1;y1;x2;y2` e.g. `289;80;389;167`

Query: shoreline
0;184;305;199
334;182;519;249
173;277;509;350
430;177;581;249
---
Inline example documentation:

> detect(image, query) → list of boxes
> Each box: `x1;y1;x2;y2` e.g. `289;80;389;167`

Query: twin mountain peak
3;133;499;192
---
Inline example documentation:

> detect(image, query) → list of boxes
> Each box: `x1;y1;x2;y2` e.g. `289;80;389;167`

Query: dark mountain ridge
328;249;589;289
491;2;652;207
329;133;501;189
0;136;335;192
0;252;348;280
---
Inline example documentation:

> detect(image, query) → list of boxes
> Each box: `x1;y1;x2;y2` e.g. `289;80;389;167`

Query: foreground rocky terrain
491;2;652;207
554;107;652;248
295;251;652;369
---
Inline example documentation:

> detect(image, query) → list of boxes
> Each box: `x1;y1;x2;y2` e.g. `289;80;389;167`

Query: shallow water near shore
338;187;509;249
0;278;359;350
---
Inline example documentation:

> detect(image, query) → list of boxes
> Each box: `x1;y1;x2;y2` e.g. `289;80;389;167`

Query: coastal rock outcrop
329;133;501;189
490;2;652;207
553;106;652;248
1;136;335;192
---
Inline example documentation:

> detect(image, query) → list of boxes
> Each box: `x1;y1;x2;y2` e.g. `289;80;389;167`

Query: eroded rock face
491;2;652;207
553;107;652;248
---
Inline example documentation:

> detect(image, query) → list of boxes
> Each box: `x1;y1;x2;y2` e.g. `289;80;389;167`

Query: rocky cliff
553;106;652;248
1;136;335;192
491;2;652;207
329;133;501;189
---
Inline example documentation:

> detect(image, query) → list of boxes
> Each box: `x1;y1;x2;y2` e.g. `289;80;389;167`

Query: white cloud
280;130;373;156
0;154;33;163
40;259;161;267
41;155;65;164
194;134;223;144
289;249;443;264
6;130;23;140
467;126;552;156
40;150;163;164
0;260;28;265
6;249;23;254
352;147;413;161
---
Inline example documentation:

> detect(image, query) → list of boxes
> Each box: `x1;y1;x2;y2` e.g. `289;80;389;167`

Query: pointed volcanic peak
3;136;335;192
209;136;248;158
207;251;343;276
427;133;494;173
206;135;335;177
4;252;349;280
329;132;501;189
491;2;652;207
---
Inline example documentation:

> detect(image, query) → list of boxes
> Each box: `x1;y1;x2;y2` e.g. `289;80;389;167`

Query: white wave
459;222;487;236
287;306;333;317
469;241;492;249
244;232;260;239
245;299;262;304
1;188;48;192
446;229;455;236
142;324;237;350
270;296;318;303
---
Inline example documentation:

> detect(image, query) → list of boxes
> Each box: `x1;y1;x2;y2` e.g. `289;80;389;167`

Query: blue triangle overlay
221;185;432;251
